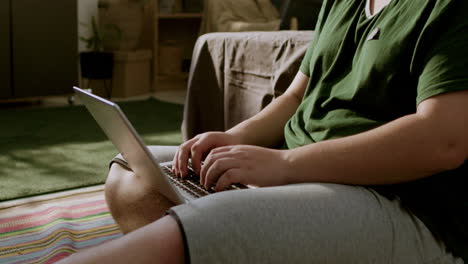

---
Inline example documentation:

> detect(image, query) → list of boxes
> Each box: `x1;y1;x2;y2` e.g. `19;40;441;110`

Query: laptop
73;87;249;205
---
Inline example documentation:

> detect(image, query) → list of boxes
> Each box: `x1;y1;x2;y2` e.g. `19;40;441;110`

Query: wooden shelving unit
153;2;202;91
158;13;202;19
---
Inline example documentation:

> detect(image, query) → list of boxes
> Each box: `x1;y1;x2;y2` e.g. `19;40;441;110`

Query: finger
172;146;182;176
204;158;241;190
191;139;215;175
177;145;190;178
200;149;232;186
171;149;178;174
177;139;197;177
215;168;242;192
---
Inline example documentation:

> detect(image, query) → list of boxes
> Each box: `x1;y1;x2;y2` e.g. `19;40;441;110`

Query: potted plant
79;16;119;80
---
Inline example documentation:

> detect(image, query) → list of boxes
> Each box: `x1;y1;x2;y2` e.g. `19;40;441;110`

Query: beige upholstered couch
182;31;314;140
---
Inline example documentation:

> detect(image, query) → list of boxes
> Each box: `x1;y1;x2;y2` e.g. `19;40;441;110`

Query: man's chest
311;0;431;77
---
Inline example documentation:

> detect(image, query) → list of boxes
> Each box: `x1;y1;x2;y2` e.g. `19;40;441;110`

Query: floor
0;186;122;263
0;89;187;110
0;86;187;264
67;89;187;106
0;88;186;208
0;88;187;262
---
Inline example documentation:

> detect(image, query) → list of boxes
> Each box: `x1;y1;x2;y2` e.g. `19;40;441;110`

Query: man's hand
173;71;309;180
200;145;290;191
172;132;242;177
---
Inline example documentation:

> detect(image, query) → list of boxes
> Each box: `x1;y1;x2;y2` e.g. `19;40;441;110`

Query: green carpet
0;98;183;201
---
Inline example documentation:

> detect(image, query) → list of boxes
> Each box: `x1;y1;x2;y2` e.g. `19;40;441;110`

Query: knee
104;163;139;222
105;163;175;233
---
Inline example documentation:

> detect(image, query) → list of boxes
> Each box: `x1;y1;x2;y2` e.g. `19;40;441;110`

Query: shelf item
158;41;184;75
113;50;153;98
182;0;203;13
159;0;182;14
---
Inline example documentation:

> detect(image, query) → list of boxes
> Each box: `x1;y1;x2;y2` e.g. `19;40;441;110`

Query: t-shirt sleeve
299;0;330;77
299;40;315;77
415;2;468;105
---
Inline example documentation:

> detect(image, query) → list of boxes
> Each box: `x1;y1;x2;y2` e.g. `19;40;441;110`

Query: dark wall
0;0;12;99
12;0;78;97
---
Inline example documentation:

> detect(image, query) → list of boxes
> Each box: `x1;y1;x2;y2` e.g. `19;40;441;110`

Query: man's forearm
285;112;466;185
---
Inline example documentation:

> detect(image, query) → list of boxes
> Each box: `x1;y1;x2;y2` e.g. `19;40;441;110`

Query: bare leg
56;215;185;264
105;163;175;233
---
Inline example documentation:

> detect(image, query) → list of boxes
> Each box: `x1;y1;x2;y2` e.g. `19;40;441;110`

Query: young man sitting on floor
58;0;468;263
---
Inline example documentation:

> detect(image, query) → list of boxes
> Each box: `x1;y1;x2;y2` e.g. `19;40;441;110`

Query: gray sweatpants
112;146;464;264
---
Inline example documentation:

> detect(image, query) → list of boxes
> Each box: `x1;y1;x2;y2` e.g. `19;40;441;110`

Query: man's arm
284;90;468;185
174;71;309;177
201;89;468;190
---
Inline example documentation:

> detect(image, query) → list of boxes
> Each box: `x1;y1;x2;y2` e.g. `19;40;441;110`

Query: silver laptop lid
73;87;184;204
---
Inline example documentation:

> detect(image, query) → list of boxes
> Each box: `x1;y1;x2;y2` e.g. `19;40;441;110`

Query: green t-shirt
284;0;468;260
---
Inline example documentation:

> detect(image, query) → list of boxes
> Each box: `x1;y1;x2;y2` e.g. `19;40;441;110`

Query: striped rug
0;187;122;263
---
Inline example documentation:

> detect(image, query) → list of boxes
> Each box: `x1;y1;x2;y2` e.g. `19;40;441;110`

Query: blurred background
0;0;323;106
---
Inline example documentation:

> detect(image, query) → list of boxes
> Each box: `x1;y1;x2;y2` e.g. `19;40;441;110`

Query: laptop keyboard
162;166;246;198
